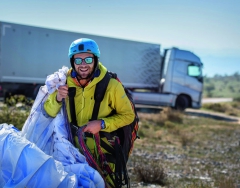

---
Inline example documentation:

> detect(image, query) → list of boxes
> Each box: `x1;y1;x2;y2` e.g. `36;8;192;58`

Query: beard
76;67;94;80
77;72;92;80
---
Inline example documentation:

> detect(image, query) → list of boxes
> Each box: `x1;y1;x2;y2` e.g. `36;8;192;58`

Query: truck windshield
188;65;203;82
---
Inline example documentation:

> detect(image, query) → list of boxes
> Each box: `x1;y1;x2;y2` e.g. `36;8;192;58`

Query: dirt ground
126;111;240;188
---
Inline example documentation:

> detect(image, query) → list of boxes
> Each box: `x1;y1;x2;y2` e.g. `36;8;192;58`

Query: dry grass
202;101;240;117
133;157;168;186
1;100;240;188
129;106;240;188
139;107;184;125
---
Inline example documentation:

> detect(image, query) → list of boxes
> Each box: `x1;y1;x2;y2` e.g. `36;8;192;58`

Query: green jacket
44;62;135;152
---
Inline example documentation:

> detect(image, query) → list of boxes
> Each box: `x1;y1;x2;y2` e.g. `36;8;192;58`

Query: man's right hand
56;85;69;102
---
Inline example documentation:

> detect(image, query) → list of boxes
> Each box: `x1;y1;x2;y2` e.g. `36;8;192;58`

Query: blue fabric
0;85;105;188
0;124;77;188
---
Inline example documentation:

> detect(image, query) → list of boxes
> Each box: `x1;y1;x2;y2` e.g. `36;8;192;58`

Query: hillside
203;72;240;99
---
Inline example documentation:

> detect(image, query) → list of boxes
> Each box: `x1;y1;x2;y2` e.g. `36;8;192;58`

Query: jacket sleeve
44;91;62;117
101;81;135;133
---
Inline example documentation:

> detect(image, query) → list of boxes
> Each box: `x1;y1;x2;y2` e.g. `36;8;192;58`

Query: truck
0;21;203;110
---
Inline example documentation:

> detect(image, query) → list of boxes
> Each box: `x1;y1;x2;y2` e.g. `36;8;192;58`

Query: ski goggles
74;57;93;65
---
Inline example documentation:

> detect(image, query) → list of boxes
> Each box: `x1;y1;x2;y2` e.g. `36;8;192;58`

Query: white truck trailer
0;21;203;110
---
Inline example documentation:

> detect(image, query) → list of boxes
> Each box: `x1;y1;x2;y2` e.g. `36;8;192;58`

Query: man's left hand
83;120;101;134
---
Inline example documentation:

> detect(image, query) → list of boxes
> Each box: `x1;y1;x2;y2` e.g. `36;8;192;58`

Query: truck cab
132;48;203;110
161;47;203;109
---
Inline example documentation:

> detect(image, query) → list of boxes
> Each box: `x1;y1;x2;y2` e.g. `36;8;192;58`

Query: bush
0;106;30;130
202;103;226;113
0;95;31;130
133;157;168;186
137;107;184;126
233;96;240;102
202;102;240;117
5;94;34;106
180;131;194;147
161;107;184;124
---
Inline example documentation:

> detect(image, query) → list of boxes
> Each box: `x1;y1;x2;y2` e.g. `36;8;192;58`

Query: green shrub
5;94;34;106
0;106;30;130
0;95;31;130
233;96;240;102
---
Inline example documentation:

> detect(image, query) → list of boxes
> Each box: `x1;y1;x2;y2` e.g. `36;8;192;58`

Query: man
44;38;135;187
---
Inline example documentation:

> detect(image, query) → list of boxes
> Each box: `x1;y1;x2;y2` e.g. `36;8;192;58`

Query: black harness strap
68;87;79;141
90;72;111;121
68;87;77;125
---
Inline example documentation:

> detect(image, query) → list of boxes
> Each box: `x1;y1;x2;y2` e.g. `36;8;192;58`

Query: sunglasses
74;57;93;65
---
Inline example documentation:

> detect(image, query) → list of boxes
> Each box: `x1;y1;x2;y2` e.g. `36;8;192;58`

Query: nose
81;60;87;65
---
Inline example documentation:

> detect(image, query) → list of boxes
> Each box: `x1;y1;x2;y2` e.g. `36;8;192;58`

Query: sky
0;0;239;77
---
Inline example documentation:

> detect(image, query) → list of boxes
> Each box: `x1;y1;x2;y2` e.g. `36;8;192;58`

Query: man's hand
84;120;102;135
56;85;69;102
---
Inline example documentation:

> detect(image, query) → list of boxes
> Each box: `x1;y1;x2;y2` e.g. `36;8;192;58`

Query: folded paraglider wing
0;67;105;188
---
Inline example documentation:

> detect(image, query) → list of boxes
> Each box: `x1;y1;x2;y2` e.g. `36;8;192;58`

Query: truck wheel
175;95;189;111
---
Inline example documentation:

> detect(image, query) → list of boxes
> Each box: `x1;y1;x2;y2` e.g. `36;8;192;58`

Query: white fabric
45;66;69;94
0;67;105;188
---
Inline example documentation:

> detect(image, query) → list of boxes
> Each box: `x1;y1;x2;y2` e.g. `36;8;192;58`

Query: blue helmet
68;38;100;58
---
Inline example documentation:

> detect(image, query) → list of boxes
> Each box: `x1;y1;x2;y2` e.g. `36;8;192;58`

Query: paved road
185;108;240;123
135;98;240;123
135;98;233;110
202;98;233;103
